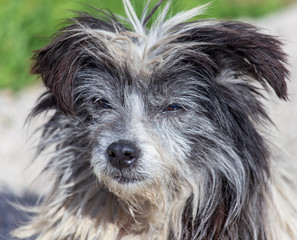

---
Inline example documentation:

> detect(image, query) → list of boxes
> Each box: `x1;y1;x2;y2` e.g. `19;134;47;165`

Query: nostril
124;152;133;159
106;140;140;170
107;149;116;158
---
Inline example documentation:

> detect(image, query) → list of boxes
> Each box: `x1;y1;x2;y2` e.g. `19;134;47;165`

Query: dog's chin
99;167;148;185
100;172;145;192
111;174;143;184
98;172;160;203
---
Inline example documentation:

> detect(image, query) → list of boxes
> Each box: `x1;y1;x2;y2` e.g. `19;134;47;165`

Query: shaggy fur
14;0;297;239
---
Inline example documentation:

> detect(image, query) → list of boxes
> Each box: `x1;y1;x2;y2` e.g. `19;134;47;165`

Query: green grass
0;0;294;90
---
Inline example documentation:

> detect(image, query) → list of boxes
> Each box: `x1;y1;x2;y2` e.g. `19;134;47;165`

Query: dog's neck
103;189;179;240
44;187;175;240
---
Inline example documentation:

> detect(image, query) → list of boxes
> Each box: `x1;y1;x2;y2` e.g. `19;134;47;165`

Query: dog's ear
187;21;289;99
31;35;80;114
31;12;124;114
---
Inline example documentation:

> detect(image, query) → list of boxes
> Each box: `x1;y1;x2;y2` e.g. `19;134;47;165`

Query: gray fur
13;1;297;240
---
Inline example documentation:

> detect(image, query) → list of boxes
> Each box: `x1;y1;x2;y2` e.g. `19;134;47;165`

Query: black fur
21;2;290;240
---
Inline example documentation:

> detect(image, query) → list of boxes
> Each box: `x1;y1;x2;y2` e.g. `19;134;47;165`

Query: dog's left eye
95;98;112;109
164;104;183;112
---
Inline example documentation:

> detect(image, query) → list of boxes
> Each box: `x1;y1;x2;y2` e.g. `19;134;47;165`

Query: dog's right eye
95;98;112;109
163;104;183;112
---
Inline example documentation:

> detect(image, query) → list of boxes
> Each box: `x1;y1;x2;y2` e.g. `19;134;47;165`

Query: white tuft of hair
123;0;210;53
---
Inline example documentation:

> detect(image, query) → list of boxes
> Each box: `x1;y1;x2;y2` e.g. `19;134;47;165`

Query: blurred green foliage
0;0;294;90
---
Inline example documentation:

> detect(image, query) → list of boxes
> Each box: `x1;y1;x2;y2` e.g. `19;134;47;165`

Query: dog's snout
106;140;140;170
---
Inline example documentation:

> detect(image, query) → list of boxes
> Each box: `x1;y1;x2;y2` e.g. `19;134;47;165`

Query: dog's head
30;0;288;236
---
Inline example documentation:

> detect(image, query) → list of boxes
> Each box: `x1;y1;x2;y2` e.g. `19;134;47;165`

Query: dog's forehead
103;40;196;83
86;42;196;89
105;41;162;81
81;26;188;74
109;64;198;98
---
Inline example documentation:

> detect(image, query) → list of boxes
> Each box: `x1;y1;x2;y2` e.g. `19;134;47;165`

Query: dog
14;0;297;239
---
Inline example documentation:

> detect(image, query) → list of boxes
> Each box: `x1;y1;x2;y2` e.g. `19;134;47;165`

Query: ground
0;4;297;240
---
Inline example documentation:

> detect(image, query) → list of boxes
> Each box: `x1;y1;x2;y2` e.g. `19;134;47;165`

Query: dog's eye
95;98;112;109
164;104;183;112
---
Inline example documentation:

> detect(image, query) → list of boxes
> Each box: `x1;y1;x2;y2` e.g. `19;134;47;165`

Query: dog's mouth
106;171;147;184
112;175;141;184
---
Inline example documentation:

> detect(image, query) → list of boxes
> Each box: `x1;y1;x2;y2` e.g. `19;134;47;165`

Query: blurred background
0;0;297;239
0;0;296;90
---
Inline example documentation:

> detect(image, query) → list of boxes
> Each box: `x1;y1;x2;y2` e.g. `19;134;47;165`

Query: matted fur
14;0;297;239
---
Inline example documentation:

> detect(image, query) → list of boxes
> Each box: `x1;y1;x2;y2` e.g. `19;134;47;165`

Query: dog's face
78;62;205;198
22;2;292;239
31;3;288;208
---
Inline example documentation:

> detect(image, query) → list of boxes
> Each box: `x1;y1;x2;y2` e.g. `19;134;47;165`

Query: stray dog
14;0;297;239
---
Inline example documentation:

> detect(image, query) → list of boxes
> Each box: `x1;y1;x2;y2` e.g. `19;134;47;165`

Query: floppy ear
189;21;289;99
31;12;124;114
31;35;81;114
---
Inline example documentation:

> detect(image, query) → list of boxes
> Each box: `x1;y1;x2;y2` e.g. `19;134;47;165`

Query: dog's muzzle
106;139;140;170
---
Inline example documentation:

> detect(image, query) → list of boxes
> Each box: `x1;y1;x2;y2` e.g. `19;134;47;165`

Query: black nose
106;140;140;170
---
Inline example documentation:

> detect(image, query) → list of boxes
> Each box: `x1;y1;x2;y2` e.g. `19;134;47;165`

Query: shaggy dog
14;0;297;239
